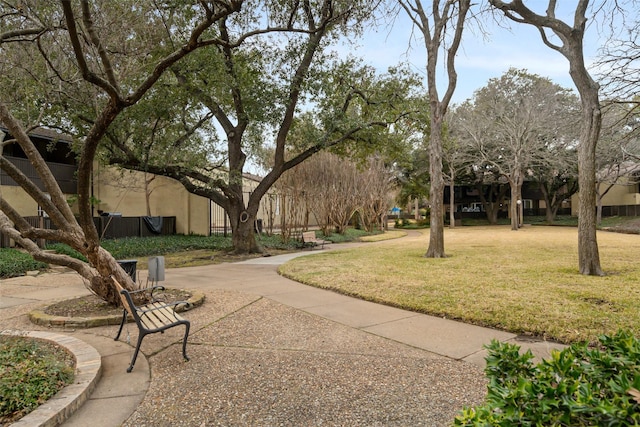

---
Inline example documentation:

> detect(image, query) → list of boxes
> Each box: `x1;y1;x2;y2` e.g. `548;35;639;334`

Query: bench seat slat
139;303;184;330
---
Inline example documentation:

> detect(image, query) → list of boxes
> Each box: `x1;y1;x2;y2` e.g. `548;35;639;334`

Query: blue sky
343;4;609;105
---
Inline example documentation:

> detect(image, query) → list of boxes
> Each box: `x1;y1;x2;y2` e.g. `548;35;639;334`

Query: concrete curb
1;330;102;427
27;289;206;328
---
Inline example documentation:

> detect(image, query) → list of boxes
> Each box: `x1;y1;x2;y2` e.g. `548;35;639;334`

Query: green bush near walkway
2;229;380;277
0;248;48;278
454;330;640;426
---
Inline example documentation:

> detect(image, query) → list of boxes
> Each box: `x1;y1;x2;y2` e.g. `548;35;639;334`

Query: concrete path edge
1;330;102;427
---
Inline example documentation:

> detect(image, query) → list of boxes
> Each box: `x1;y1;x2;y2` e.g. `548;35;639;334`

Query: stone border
28;289;206;328
1;330;102;427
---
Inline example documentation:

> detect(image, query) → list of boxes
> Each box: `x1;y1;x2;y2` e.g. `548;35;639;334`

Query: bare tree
489;0;605;275
596;13;640;109
0;1;241;304
397;0;471;257
456;69;580;230
533;146;579;223
277;152;396;235
359;157;397;232
594;103;640;223
273;161;312;240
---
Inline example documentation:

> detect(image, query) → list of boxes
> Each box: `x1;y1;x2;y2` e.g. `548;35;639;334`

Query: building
1;127;209;244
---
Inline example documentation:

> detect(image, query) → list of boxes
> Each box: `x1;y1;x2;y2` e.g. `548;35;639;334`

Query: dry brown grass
278;226;640;344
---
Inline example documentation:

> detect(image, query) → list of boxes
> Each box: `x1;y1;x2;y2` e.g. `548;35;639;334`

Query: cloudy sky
344;3;611;104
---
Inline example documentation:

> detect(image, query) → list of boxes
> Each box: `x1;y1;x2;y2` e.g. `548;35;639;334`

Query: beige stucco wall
0;186;39;216
571;182;640;215
93;165;210;235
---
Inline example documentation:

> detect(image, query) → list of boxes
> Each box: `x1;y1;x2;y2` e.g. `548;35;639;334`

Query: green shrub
323;228;373;243
0;336;74;421
454;330;640;426
0;249;48;278
45;243;88;262
394;218;429;229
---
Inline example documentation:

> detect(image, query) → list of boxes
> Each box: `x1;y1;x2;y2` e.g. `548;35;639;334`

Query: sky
339;3;612;105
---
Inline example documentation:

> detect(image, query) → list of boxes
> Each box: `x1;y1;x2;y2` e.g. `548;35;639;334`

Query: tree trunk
449;171;456;229
87;247;138;305
509;176;523;231
228;199;262;254
426;116;446;258
510;197;519;230
545;205;556;223
596;193;603;225
575;85;604;275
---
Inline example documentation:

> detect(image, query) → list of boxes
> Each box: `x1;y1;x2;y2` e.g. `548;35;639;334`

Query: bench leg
127;331;147;373
114;309;127;341
181;321;191;361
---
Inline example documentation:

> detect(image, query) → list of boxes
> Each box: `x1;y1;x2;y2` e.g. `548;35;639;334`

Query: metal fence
0;216;176;248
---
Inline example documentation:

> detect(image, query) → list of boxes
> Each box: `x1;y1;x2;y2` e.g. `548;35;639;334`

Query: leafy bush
45;243;88;262
0;336;74;422
454;330;640;426
323;227;375;243
394;218;429;229
0;249;48;278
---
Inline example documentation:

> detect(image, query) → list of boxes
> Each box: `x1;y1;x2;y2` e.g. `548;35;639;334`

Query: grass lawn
278;225;640;345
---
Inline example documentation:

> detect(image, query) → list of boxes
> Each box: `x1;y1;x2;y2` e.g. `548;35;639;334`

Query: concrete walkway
1;235;566;426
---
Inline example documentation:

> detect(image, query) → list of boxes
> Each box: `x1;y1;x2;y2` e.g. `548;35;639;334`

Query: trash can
117;259;137;282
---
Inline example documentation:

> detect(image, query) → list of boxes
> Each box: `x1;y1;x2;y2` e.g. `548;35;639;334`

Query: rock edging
28;289;206;328
1;330;102;427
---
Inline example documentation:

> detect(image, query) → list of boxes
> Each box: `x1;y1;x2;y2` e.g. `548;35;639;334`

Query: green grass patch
0;336;75;423
0;248;48;278
278;226;640;344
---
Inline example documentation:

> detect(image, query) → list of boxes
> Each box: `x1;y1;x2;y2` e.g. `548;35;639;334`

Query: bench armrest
138;300;192;315
125;285;167;303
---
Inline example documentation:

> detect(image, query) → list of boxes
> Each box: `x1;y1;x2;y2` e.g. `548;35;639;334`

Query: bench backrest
302;231;316;241
112;277;133;317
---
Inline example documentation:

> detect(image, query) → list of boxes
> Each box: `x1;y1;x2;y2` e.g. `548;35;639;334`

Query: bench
301;231;329;250
112;277;191;373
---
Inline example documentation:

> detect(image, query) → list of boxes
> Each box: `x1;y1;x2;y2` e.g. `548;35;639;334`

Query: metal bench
112;277;191;373
301;231;329;249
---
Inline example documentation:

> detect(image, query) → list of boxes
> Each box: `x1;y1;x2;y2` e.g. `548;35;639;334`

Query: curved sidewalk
2;236;566;426
167;247;566;367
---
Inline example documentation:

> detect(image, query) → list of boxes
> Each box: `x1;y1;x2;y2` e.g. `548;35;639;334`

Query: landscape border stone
27;289;206;328
0;330;102;427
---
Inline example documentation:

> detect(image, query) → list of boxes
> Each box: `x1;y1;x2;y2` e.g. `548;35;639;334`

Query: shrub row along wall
0;216;177;248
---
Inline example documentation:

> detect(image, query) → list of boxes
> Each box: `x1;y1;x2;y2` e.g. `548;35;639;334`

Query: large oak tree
0;1;241;304
102;2;415;254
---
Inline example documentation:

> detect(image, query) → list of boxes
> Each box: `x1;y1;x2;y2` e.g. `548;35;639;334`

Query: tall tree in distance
489;0;605;275
455;69;580;231
398;0;471;258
